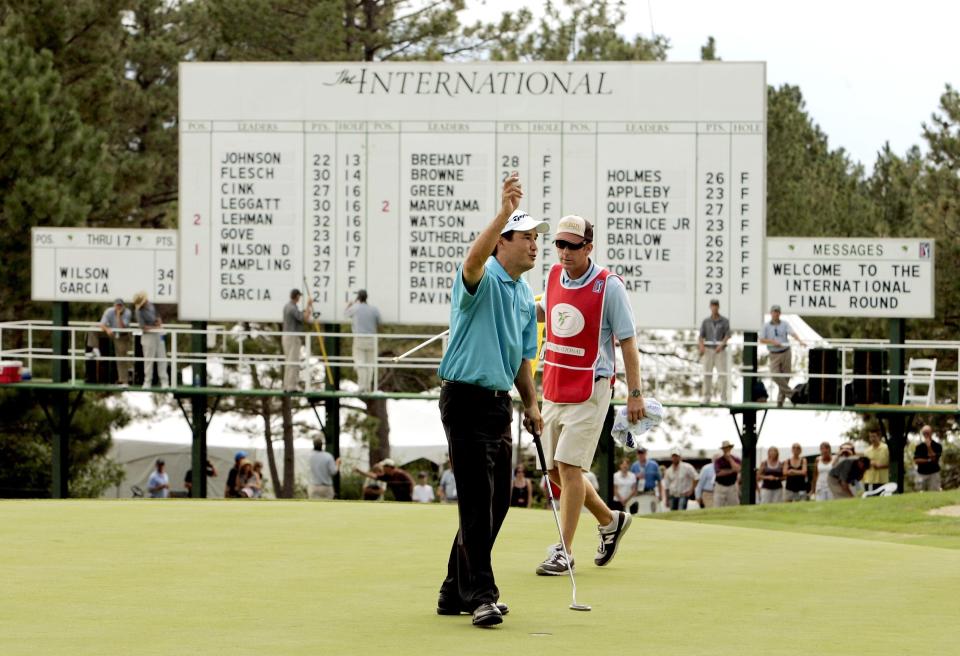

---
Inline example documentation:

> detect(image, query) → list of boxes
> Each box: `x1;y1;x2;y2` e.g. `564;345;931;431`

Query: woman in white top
612;458;638;513
757;447;784;504
811;441;834;501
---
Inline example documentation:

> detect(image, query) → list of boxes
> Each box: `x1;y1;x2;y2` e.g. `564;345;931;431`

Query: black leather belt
594;375;608;382
441;380;511;398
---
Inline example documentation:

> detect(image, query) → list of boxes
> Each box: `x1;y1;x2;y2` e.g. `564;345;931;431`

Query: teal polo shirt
438;256;538;392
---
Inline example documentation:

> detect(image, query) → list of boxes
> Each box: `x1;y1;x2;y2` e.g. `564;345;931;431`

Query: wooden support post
51;302;70;498
190;321;208;498
598;404;615;505
886;318;907;492
323;324;341;496
740;331;759;505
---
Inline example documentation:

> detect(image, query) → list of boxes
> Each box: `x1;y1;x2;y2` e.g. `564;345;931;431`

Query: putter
531;430;591;611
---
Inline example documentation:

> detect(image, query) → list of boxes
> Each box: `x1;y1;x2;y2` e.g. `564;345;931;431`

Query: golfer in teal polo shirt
436;173;545;628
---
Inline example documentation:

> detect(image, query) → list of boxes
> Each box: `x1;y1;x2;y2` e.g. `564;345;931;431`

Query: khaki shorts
541;378;612;470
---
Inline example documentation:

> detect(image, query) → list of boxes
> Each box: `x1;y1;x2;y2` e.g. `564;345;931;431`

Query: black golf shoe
471;602;503;627
437;598;509;616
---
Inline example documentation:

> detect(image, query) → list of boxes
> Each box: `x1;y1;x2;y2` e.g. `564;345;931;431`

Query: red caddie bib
543;263;610;403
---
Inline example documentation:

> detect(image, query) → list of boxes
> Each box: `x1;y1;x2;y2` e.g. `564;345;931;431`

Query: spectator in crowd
184;458;218;496
828;456;871;498
281;288;312;392
133;291;170;389
148;458;170;498
759;305;805;407
698;299;730;404
355;459;414;502
253;461;266;495
662;449;697;511
437;462;457;503
88;298;133;385
611;459;638;513
345;290;382;393
758;447;784;504
713;441;741;507
511;465;533;508
695;459;716;509
237;459;262;498
362;464;386;501
413;472;436;503
783;443;808;502
225;451;246;498
914;425;943;492
863;429;890;492
630;447;662;514
811;442;835;501
309;437;340;500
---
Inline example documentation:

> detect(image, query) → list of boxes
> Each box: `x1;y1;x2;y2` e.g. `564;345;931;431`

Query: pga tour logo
919;242;931;259
551;303;585;338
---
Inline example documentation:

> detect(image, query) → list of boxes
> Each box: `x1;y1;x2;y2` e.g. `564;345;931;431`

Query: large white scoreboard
179;62;766;328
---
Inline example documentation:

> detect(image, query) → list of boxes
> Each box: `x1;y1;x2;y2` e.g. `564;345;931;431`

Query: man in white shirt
345;290;381;392
663;450;697;511
437;464;457;503
147;459;170;498
308;437;340;499
413;472;436;503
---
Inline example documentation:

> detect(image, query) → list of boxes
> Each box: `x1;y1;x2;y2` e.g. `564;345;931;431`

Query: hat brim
503;218;550;235
554;231;588;243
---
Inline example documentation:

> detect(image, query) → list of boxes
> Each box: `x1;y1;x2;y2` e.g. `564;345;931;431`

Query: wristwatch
630;389;642;398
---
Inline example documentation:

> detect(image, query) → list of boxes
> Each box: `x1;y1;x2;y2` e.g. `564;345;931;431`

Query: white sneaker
536;543;574;576
595;511;632;566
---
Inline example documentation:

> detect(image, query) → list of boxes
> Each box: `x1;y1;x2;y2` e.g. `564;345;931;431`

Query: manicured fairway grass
3;496;959;656
653;489;960;549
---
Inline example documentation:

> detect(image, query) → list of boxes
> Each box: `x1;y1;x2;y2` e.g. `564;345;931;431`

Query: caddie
535;215;645;576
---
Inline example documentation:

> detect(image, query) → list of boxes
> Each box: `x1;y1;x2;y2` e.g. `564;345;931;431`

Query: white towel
611;397;664;450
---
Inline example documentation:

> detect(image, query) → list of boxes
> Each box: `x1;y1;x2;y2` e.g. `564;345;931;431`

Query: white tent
105;388;473;498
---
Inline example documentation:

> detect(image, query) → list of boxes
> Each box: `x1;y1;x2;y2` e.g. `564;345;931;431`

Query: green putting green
2;496;959;655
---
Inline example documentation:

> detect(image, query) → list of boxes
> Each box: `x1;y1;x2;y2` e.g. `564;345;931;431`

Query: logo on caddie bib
551;303;585;338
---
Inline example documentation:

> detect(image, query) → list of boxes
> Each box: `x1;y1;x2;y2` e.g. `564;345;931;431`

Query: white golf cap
502;210;549;235
554;215;594;243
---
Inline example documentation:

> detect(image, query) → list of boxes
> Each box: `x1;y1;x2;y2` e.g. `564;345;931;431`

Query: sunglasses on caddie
554;239;589;251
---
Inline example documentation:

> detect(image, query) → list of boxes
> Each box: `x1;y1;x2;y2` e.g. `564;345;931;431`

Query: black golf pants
438;383;513;611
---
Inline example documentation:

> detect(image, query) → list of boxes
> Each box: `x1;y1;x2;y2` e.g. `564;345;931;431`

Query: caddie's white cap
502;210;549;235
554;215;594;243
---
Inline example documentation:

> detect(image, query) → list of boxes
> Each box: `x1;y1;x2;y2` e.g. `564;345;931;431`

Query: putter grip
532;433;549;474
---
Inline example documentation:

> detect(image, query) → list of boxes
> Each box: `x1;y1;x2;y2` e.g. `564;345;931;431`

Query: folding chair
902;358;936;406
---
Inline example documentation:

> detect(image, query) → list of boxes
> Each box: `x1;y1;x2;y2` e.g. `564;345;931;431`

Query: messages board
179;62;766;328
32;228;177;303
766;238;935;317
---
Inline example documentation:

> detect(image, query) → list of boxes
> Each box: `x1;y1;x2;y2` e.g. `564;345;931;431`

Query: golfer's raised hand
501;172;523;216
